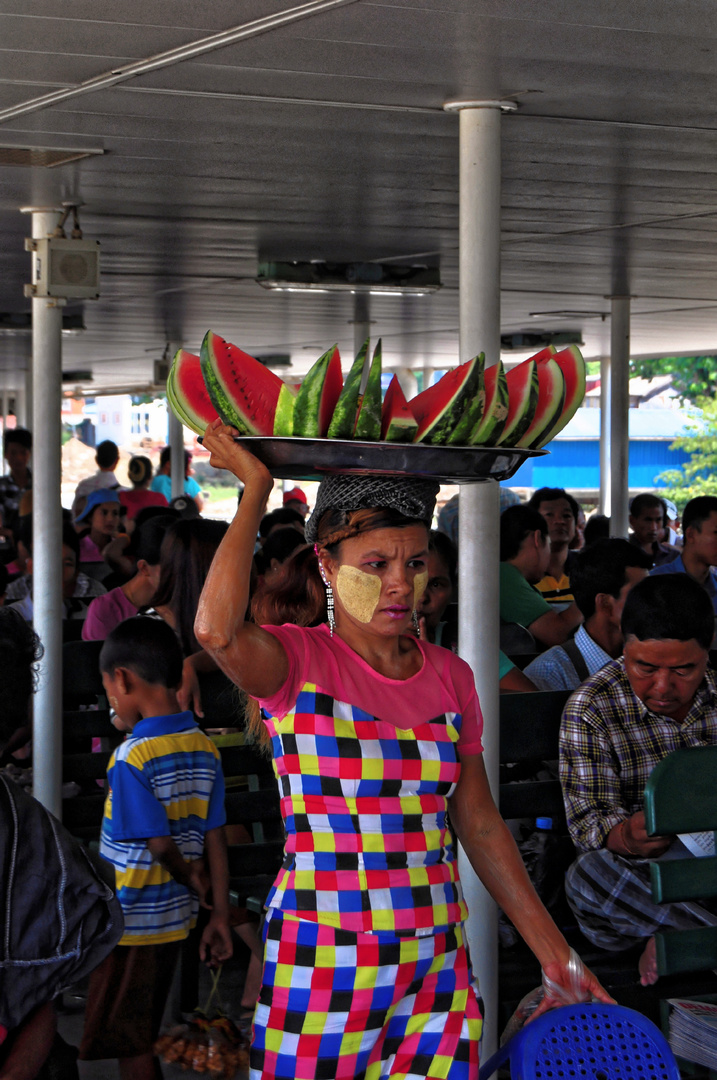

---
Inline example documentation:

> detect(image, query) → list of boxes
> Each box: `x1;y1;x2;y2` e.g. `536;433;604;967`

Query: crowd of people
2;419;717;1078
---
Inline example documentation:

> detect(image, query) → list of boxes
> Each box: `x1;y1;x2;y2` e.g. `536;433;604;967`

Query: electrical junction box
153;359;170;386
24;236;100;299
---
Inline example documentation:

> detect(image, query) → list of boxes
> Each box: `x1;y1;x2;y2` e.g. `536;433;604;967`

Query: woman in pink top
196;423;610;1080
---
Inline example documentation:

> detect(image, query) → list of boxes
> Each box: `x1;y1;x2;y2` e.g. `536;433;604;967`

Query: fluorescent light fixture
257;260;441;294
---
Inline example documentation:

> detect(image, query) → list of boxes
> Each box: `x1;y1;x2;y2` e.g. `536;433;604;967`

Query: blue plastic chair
478;1003;680;1080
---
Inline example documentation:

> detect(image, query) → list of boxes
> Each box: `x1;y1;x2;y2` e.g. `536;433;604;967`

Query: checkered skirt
252;685;483;1077
251;911;482;1079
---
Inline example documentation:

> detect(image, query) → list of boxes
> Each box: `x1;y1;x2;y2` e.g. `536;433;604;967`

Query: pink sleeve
446;651;484;756
257;624;308;719
82;595;110;641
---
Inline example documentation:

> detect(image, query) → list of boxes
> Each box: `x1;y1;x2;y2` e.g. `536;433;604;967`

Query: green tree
659;401;717;510
630;354;717;403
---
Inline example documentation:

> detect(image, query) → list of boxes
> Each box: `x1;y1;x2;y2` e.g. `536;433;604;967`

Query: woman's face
90;501;120;537
417;550;454;631
322;524;429;637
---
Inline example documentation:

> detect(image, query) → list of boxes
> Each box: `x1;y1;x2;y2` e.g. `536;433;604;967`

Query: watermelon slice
445;354;485;445
169;349;220;436
410;357;483;445
327;337;369;439
471;361;509;445
381;375;418;442
515;358;565;448
292;344;343;438
531;345;586;448
200;331;293;437
355;339;383;440
523;345;556;364
496;358;540;447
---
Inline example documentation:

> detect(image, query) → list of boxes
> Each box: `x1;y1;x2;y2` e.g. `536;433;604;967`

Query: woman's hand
530;949;614;1021
202;420;273;491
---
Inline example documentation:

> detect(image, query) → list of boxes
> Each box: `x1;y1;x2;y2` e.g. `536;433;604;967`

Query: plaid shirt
559;658;717;853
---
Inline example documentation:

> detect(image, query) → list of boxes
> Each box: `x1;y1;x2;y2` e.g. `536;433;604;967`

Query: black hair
500;504;548;562
62;522;80;562
629;492;665;519
128;455;152;486
621;575;714;650
683;496;717;534
0;608;43;743
13;514;32;554
570;538;652;619
3;428;31;453
132;513;176;565
429;529;458;589
159;446;191;472
527;487;579;522
254;527;306;575
96;440;119;469
100;616;184;688
132;505;180;535
583;514;611;547
259;507;305;539
0;563;8;597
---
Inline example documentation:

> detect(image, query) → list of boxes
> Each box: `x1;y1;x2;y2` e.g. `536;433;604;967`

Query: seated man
629;492;679;567
524;539;651;690
560;574;717;986
500;504;583;649
650;494;717;615
527;487;581;609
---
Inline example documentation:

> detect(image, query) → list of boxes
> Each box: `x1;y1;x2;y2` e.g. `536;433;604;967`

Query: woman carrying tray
195;421;610;1080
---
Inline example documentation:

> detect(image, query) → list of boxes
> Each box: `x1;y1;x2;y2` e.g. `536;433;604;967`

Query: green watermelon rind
412;359;482;445
531;347;586;448
516;359;565;449
496;360;540;447
381;375;418;442
273;383;296;437
200;332;258;435
471;361;509;445
292;345;342;438
445;354;485;445
327;338;369;439
166;364;199;433
354;340;383;441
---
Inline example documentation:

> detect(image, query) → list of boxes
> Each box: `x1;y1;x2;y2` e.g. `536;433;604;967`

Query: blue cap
74;486;120;523
536;816;553;830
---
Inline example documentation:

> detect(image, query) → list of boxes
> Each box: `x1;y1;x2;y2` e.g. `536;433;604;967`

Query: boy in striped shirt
79;617;232;1079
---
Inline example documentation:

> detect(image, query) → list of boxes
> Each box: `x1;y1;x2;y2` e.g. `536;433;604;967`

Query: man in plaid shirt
560;574;717;986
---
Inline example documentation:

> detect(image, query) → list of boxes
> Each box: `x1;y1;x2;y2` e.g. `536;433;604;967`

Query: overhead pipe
0;0;361;126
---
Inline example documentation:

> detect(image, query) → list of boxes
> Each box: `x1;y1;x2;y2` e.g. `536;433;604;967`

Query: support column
28;209;64;817
351;291;372;359
599;354;610;516
394;367;418;401
608;297;630;537
444;97;515;1057
168;407;185;500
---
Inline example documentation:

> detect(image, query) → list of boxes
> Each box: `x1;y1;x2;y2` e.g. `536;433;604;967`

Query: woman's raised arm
194;421;289;699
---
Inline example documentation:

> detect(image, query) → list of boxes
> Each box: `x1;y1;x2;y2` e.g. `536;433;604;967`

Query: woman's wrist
619;819;640;856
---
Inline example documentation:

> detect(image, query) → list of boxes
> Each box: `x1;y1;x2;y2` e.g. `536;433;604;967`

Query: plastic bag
501;947;593;1044
154;966;249;1077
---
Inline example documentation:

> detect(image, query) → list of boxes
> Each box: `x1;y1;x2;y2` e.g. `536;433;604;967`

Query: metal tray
215;437;545;483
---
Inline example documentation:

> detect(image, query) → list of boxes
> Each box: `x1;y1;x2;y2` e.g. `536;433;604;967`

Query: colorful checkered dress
251;624;484;1080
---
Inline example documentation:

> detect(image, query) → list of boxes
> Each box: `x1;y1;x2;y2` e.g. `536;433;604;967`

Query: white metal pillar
168;407;185;500
394;367;418;401
599;354;610;517
28;209;64;817
609;297;630;537
444;97;515;1057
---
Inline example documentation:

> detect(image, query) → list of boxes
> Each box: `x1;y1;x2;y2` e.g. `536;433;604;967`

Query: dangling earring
325;581;336;637
412;609;420;634
110;696;119;711
316;552;336;638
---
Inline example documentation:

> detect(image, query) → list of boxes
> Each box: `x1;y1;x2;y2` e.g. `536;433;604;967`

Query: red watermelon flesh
524;345;556;364
496;358;540;446
381;375;418;442
410;360;479;444
172;349;219;434
515;358;565;448
200;331;287;437
533;345;586;447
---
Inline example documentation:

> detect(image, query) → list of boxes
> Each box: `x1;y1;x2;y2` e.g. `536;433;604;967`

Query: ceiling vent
0;145;104;168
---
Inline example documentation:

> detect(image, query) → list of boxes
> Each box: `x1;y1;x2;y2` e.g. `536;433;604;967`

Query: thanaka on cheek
413;571;428;607
336;565;381;623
